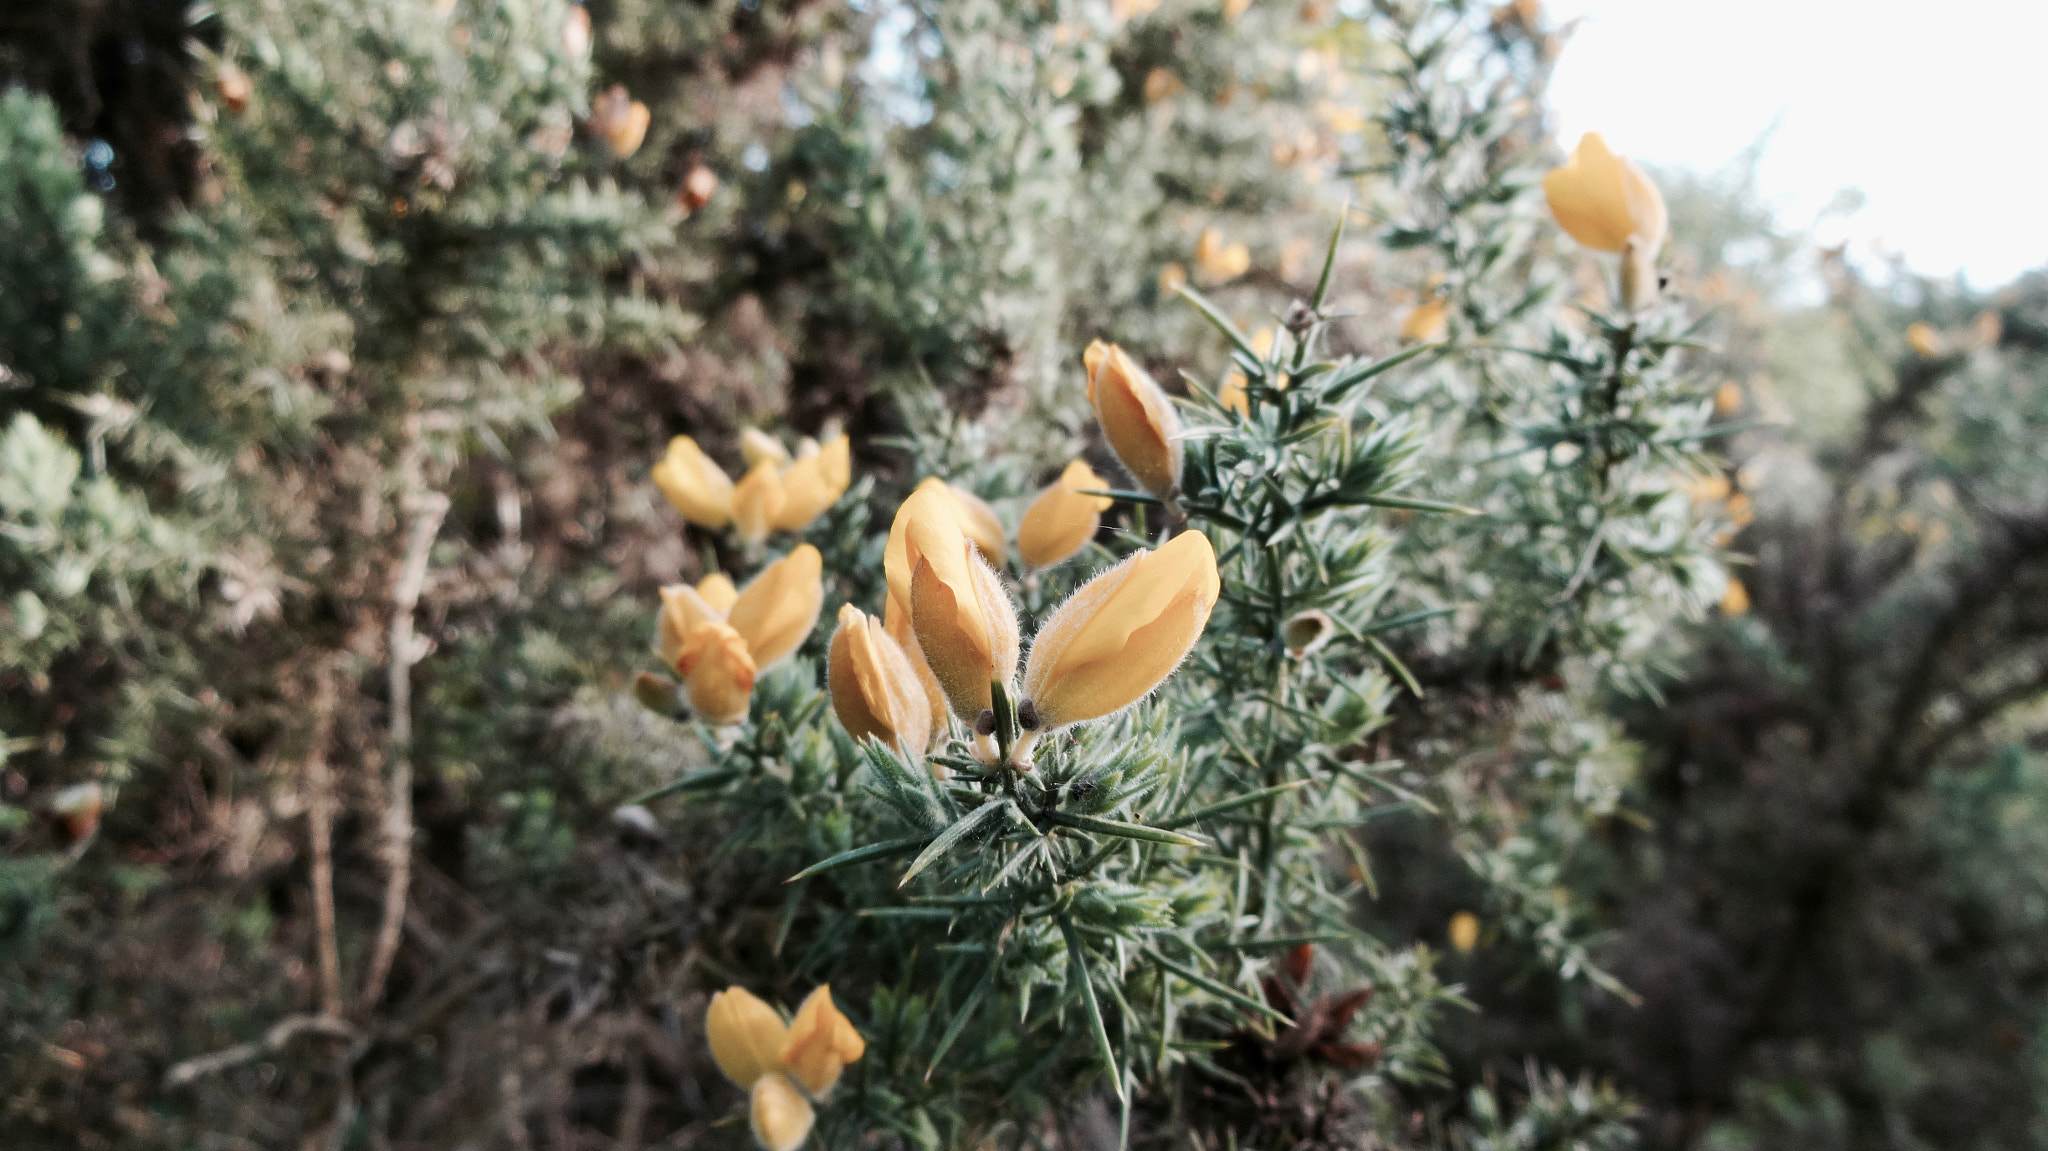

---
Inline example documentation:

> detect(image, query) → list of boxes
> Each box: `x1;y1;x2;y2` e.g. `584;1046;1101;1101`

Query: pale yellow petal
651;436;735;528
949;485;1008;566
705;987;789;1090
828;605;933;760
749;1073;815;1151
781;985;867;1096
740;428;792;468
696;572;740;615
680;621;756;725
733;462;787;545
1543;132;1634;253
727;545;824;669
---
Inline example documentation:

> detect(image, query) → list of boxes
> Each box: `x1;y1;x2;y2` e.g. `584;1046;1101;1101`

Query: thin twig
305;661;344;1017
163;1014;355;1087
359;464;450;1012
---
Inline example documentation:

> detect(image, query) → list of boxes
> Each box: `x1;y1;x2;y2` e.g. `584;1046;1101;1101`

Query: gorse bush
20;0;2013;1147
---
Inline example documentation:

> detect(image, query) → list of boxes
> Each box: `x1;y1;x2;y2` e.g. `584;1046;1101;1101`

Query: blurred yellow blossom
1194;226;1251;283
1019;460;1114;568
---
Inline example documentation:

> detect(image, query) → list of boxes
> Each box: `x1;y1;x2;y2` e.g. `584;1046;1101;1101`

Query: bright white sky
1544;0;2048;287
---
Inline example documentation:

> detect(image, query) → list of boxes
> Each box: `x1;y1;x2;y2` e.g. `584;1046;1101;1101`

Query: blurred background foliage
1;0;2044;1148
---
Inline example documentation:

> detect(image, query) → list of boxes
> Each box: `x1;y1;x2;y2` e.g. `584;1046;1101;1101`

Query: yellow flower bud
780;985;867;1097
1084;341;1184;500
679;620;757;726
1018;460;1112;569
1713;380;1745;416
1219;374;1249;415
652;436;735;528
740;427;793;468
1400;298;1448;344
884;592;949;742
1448;911;1480;953
902;487;1021;731
947;484;1008;566
828;604;933;760
697;572;740;615
1017;530;1219;750
1906;322;1944;359
1542;132;1666;257
749;1073;815;1151
706;986;790;1090
1157;262;1188;296
727;545;824;670
773;435;853;532
884;478;1004;608
733;461;788;545
590;84;651;158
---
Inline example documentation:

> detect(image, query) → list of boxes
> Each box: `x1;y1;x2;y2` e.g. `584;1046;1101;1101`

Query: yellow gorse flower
653;431;853;541
1018;460;1113;569
899;486;1022;751
1720;577;1751;616
1400;298;1449;344
656;546;824;725
589;84;651;158
1448;911;1480;952
705;985;866;1151
827;604;934;761
1543;132;1667;311
652;436;736;529
1085;340;1184;500
883;593;948;742
1009;530;1220;764
1194;226;1251;284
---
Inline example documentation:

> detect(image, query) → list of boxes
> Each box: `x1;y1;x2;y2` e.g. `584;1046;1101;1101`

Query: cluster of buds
657;547;824;724
827;341;1219;769
1542;132;1668;312
706;985;866;1151
652;430;852;544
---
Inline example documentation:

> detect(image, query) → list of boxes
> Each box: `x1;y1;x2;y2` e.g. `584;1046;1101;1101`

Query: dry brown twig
359;461;451;1012
305;660;344;1017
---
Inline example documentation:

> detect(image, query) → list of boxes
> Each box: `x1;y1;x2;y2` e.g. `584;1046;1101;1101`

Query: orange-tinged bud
697;572;740;615
828;605;934;760
909;538;1021;733
727;545;824;669
706;986;790;1089
652;436;735;528
780;985;867;1096
1157;262;1188;296
947;484;1008;566
679;620;757;725
1448;911;1480;952
1018;461;1112;569
884;592;948;741
1084;341;1183;500
1400;298;1448;344
1017;530;1219;751
749;1073;815;1151
1713;380;1745;416
1543;133;1666;257
590;84;651;158
733;462;787;545
1219;374;1249;415
771;434;852;532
